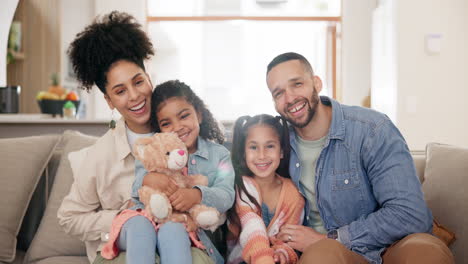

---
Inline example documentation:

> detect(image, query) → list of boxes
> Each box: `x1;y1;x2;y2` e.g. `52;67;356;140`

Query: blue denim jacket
133;136;235;264
289;96;432;264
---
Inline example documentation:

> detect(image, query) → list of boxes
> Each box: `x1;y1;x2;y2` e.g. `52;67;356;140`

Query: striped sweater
227;176;305;264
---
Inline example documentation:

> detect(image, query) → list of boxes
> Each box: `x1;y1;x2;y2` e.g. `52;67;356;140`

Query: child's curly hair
68;11;154;94
150;80;225;145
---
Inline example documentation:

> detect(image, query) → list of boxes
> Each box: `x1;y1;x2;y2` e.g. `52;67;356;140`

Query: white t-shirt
125;126;154;151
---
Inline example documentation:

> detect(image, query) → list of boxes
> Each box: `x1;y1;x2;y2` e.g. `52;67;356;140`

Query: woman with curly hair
57;11;213;264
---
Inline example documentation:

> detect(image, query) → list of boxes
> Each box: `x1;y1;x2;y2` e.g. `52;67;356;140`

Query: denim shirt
133;136;235;264
289;96;433;264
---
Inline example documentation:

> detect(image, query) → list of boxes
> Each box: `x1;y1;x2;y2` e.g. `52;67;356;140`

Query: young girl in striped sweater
227;114;305;264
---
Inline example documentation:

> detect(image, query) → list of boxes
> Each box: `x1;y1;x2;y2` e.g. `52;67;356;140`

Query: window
147;0;341;121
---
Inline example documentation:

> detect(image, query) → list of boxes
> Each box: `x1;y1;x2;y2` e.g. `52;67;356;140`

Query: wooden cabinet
7;0;61;114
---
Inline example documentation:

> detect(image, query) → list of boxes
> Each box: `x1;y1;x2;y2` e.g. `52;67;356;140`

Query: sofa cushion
422;143;468;263
8;249;25;264
25;131;97;264
34;256;89;264
68;146;91;178
0;135;60;263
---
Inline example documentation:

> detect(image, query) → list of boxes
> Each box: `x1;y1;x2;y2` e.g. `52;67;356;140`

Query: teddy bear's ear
165;132;187;151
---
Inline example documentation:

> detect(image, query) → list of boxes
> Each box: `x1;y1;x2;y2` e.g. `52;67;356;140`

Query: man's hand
277;224;327;252
273;251;287;264
142;172;178;196
169;188;202;212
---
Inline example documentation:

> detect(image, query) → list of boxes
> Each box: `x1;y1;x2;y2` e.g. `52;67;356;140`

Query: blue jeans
117;216;192;264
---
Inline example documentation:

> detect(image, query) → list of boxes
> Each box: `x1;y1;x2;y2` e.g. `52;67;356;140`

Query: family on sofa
56;11;454;264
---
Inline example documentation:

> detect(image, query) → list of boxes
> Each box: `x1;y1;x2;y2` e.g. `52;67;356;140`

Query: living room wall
396;0;468;150
341;0;375;107
397;0;468;150
371;0;468;150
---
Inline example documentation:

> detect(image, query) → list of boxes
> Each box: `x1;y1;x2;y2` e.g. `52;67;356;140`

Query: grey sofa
0;131;466;264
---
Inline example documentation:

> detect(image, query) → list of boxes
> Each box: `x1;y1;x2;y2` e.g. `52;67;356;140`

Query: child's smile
245;124;282;179
156;97;202;154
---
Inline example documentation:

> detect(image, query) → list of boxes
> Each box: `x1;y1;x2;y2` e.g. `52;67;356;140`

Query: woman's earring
109;110;116;129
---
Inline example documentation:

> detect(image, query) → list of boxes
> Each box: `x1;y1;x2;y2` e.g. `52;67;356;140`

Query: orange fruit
65;91;79;101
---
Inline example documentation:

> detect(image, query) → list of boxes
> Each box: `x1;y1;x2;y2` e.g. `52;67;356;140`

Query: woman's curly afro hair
68;11;154;94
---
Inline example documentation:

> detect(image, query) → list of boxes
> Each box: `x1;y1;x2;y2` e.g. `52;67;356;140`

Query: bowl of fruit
36;73;80;117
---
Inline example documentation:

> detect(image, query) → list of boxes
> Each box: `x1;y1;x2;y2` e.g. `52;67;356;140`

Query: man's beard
282;89;319;129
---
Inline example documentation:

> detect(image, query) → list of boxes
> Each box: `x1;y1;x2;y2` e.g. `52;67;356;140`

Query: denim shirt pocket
332;170;360;190
330;170;364;225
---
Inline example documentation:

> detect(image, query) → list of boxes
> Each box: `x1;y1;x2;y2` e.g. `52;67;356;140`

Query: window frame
146;13;341;99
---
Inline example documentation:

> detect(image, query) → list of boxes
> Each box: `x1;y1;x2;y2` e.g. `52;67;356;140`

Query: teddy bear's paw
195;210;219;229
203;213;226;232
149;193;170;220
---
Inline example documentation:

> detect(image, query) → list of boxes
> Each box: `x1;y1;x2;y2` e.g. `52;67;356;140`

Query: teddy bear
133;132;221;231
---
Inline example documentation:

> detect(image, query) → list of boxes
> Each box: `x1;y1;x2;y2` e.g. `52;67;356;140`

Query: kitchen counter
0;114;110;138
0;114;108;123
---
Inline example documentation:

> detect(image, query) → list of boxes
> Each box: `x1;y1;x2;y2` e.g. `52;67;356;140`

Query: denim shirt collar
323;96;345;141
191;137;209;160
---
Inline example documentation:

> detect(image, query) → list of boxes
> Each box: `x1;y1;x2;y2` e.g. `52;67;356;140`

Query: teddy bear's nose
178;150;185;156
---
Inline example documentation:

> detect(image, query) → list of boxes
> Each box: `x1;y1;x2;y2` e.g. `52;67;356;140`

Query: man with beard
266;52;453;264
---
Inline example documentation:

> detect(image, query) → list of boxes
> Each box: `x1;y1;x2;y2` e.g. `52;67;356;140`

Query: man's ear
104;94;115;110
313;75;323;94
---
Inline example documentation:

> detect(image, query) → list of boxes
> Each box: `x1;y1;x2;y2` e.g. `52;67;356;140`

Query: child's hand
188;174;209;186
169;188;202;211
143;172;179;196
273;251;287;264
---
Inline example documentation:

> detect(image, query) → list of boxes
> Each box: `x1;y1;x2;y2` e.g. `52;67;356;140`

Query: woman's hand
277;224;327;252
169;188;202;211
143;172;179;196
